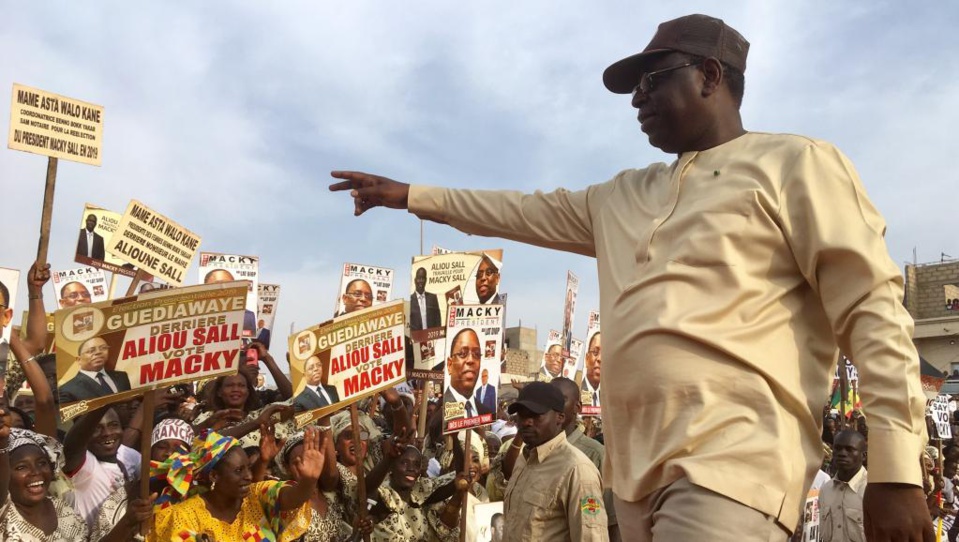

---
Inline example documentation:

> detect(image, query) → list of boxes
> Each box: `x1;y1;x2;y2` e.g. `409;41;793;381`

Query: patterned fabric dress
0;497;89;542
149;481;310;542
366;472;459;542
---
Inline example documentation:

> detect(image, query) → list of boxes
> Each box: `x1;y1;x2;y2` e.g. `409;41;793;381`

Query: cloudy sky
2;1;957;372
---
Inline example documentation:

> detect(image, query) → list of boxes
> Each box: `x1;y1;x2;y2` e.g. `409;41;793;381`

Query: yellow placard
107;200;201;286
8;83;103;166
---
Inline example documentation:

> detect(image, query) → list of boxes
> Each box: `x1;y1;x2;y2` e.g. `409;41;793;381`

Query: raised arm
22;262;51;355
251;341;293;400
64;406;110;474
278;426;323;511
9;332;56;437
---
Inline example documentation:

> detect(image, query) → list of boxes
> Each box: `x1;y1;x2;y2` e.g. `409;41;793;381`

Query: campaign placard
18;311;55;354
409;250;504;378
8;83;104;166
537;329;562;382
580;321;602;416
290;300;406;427
561;271;579;356
199;252;258;338
561;337;583;380
107;200;201;286
75;204;144;278
256;283;280;348
54;283;247;420
333;263;394;317
0;267;21;365
51;266;108;309
801;489;820;542
930;394;953;439
442;304;503;434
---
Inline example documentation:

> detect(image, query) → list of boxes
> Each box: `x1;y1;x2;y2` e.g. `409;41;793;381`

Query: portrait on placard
472;501;504;542
256;283;280;348
289;300;406;427
561;271;579;356
74;204;142;278
580;325;602;416
51;266;108;309
107;199;201;286
54;283;247;421
0;267;21;362
199;252;259;338
334;263;394;318
537;329;563;382
442;304;503;434
561;337;584;380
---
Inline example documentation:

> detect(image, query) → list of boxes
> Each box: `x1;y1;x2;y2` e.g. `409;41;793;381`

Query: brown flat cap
603;14;749;94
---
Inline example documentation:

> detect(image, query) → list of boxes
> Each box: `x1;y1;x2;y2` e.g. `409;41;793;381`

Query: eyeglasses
475;269;498;279
82;345;109;355
545;352;562;360
587;349;601;357
345;291;373;301
63;292;92;301
453;348;482;361
633;62;698;96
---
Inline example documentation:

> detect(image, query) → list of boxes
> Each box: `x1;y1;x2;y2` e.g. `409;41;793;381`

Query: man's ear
701;57;724;97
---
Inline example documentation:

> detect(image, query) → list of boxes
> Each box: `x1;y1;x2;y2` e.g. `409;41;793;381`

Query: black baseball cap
507;381;565;415
603;14;750;94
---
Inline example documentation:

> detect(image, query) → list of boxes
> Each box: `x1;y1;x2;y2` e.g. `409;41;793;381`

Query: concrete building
905;260;959;374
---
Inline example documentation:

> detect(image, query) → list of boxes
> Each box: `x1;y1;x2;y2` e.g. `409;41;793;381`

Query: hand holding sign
329;171;411;216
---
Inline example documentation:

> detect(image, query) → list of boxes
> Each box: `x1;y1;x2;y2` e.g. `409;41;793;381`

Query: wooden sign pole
125;269;146;298
138;389;156;535
107;273;119;300
458;429;473;542
35;157;58;267
350;403;371;542
417;380;429;449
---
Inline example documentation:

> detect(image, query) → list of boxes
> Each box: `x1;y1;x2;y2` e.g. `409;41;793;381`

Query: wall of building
906;261;959;373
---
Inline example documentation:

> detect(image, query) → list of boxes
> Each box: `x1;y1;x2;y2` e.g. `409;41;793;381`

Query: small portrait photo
297;335;312;356
484;340;496;359
93;285;105;297
72;311;94;334
376;290;387;302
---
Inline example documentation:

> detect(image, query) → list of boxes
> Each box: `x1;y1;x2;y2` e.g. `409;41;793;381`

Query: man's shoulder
569;431;604;462
736;131;843;158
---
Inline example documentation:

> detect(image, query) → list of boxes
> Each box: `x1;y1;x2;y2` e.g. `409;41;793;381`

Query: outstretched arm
329;171;600;257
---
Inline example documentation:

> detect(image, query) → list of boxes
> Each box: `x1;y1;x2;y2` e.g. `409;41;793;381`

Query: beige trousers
613;478;790;542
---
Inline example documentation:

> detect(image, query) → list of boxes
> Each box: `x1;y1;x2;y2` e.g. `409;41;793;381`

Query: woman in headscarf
192;367;296;450
0;426;88;541
363;439;467;542
273;428;373;542
149;427;321;542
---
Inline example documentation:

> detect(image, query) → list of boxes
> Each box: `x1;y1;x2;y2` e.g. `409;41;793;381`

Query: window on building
945;284;959;311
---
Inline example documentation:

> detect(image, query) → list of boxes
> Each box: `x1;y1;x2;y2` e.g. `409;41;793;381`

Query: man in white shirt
819;430;867;542
63;406;141;530
76;214;105;260
410;267;441;330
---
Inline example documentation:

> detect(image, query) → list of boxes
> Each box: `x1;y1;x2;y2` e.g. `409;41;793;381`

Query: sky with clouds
2;1;957;372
